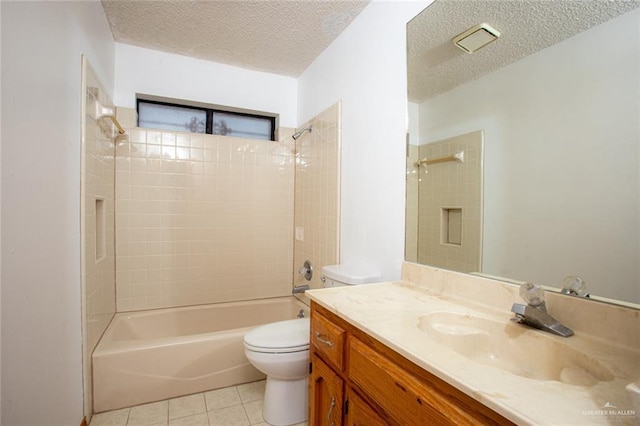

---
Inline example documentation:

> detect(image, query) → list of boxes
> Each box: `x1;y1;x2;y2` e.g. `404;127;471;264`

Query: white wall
1;1;115;424
114;43;298;128
298;0;433;281
419;10;639;302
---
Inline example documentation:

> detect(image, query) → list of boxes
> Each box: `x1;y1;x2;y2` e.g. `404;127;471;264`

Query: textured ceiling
101;0;370;77
408;0;640;103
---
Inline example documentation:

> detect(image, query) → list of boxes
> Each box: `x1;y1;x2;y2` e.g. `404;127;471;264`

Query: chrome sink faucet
511;283;574;337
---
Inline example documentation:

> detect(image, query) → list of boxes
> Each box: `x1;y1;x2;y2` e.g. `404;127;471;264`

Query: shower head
292;126;312;140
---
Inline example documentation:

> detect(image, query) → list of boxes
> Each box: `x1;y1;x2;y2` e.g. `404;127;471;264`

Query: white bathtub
93;297;309;412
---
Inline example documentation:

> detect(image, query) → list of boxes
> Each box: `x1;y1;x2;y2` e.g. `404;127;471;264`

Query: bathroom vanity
307;262;640;425
309;302;512;425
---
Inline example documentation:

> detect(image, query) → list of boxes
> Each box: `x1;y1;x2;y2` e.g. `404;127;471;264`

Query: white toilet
243;264;382;426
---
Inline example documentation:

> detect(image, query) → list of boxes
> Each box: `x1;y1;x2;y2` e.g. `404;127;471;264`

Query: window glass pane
138;102;206;133
213;112;272;140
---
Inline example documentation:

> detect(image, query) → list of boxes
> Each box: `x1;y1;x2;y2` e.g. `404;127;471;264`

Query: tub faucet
510;283;574;337
298;260;313;281
292;284;309;294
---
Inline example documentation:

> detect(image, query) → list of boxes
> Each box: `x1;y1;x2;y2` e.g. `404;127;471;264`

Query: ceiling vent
453;23;501;54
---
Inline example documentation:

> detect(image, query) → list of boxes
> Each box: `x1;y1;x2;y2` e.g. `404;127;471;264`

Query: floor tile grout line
95;380;268;426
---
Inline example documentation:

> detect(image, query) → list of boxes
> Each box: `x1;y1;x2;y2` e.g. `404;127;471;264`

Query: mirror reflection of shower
407;131;483;273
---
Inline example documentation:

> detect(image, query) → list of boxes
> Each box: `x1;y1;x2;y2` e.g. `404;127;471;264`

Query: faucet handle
298;260;313;281
519;282;545;308
561;275;589;297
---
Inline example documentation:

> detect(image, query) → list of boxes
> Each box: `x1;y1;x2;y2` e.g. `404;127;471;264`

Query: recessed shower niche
442;207;462;246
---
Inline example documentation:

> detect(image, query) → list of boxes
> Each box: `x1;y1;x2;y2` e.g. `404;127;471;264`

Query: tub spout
292;284;309;294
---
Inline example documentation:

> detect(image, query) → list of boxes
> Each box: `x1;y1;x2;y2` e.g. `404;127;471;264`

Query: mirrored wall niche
406;2;640;305
80;57;117;419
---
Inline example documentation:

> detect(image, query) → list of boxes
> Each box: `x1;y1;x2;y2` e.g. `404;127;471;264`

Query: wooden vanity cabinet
309;302;514;426
344;387;389;426
310;352;389;426
309;353;344;426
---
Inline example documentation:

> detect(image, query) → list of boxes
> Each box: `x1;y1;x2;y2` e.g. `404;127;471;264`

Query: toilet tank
321;264;383;288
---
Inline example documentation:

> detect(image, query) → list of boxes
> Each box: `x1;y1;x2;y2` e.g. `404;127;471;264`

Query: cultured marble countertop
306;281;640;426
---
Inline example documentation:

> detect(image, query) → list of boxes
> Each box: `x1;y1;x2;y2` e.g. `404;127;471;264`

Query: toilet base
262;376;308;426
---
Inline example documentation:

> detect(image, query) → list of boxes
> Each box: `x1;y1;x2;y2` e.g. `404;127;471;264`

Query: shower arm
292;126;312;140
94;101;126;135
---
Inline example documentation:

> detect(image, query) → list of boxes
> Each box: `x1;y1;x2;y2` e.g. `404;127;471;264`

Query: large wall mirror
406;0;639;307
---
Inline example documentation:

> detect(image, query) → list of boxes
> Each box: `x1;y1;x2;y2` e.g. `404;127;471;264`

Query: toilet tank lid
321;264;383;285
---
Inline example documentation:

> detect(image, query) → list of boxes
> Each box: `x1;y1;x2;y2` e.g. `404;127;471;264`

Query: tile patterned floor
89;380;308;426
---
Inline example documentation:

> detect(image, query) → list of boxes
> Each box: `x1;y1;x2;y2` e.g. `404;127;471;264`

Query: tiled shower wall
81;59;116;417
405;144;419;263
114;115;294;311
293;102;341;290
416;131;483;273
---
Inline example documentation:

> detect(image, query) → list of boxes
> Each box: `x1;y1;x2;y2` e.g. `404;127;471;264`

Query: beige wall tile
293;103;341;290
116;118;294;311
416;131;483;273
82;63;118;418
405;144;420;262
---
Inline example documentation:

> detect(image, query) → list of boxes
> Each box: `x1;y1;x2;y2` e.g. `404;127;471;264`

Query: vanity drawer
348;336;492;426
311;311;345;370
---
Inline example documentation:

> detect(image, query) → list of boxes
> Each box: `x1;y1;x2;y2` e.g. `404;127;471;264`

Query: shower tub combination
93;296;308;412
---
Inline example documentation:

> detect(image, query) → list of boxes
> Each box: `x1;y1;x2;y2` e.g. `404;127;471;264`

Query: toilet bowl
243;264;382;425
243;318;310;426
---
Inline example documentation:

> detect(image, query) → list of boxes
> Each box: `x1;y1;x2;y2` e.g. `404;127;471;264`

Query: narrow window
137;99;275;141
213;111;272;140
138;101;207;134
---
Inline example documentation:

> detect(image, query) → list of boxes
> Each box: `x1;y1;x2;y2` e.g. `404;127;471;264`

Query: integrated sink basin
418;312;614;387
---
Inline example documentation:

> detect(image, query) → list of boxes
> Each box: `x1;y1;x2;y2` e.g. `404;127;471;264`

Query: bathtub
93;296;309;412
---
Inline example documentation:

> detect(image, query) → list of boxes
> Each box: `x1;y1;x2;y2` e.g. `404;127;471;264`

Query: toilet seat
244;342;309;354
244;318;310;354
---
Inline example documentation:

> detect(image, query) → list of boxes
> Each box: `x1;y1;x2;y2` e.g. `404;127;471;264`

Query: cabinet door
309;353;343;426
345;387;388;426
